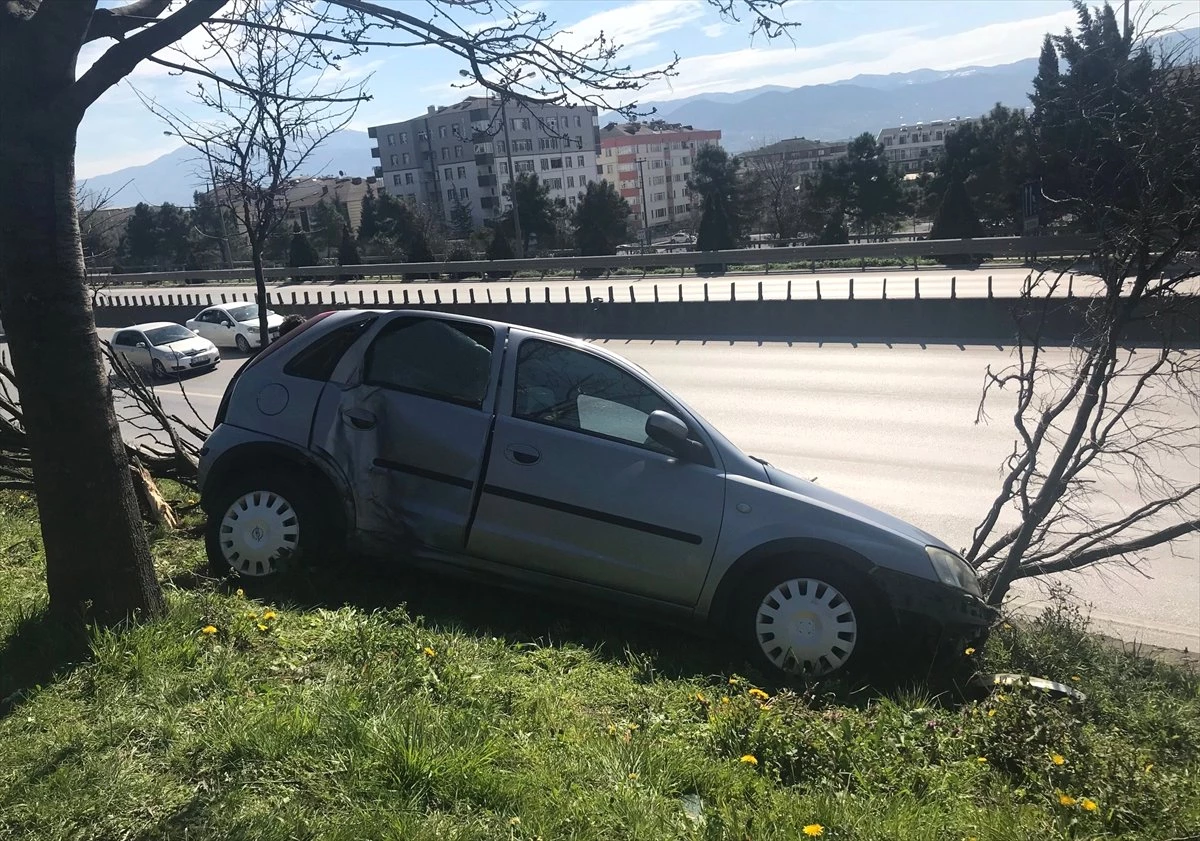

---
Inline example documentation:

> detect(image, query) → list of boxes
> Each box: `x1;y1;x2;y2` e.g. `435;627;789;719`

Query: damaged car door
313;314;500;552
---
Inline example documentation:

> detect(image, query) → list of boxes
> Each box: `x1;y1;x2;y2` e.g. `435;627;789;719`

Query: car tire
235;333;251;354
151;359;169;380
204;468;330;578
734;559;882;679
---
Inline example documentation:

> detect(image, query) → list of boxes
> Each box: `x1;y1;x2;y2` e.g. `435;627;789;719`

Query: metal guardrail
93;236;1097;286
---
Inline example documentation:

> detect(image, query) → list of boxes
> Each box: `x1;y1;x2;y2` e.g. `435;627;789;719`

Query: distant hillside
79;130;375;207
635;58;1041;152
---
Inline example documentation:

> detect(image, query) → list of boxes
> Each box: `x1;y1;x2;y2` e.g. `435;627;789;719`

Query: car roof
202;302;256;312
122;322;183;331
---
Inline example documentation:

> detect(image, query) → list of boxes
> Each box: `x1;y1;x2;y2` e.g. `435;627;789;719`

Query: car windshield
227;304;269;322
144;325;196;346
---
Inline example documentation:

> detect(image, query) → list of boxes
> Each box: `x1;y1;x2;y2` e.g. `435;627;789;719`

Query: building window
402;152;410;165
405;172;414;184
512;139;533;152
605;164;613;174
390;154;399;167
652;175;665;185
550;158;562;169
417;130;427;141
387;133;395;146
547;177;562;189
569;196;577;206
576;135;583;149
447;188;455;200
459;187;468;200
567;176;575;188
653;208;667;219
579;175;587;186
651;159;663;169
440;147;449;160
393;174;402;185
540;158;549;171
399;131;408;143
496;140;506;153
438;125;448;138
500;161;509;174
511;117;530;131
457;166;466;178
578;155;585;168
884;136;893;146
899;135;907;145
454;145;462;157
515;159;535;173
653;192;665;202
936;130;944;141
574;116;582;127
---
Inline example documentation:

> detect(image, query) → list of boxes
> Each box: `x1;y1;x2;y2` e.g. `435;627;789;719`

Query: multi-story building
739;137;849;181
598;121;721;240
283;175;379;233
876;118;976;173
369;96;601;229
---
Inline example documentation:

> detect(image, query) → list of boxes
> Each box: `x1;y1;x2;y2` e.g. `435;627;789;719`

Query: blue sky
75;0;1195;178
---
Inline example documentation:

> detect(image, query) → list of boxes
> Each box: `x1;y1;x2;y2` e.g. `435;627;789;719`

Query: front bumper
873;567;998;630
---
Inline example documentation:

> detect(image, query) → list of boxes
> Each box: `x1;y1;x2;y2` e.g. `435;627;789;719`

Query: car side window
513;339;674;454
112;331;136;346
284;315;377;382
363;316;495;408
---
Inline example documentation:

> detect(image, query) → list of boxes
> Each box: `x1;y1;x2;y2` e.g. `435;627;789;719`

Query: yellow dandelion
627;772;638;780
728;677;741;686
423;646;436;657
261;610;277;621
235;588;245;598
1058;793;1077;807
246;611;256;618
739;754;758;766
1071;675;1080;682
748;688;770;702
977;757;988;764
607;724;616;735
721;696;730;704
201;625;218;635
964;647;976;656
508;816;521;827
629;723;638;730
1081;798;1098;812
257;623;268;631
695;692;708;704
1002;623;1013;630
1145;763;1154;773
802;825;824;837
987;709;997;718
1051;753;1065;766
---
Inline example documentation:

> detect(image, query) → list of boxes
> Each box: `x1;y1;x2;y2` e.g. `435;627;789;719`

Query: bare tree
743;151;805;243
0;0;795;626
77;181;130;305
966;11;1199;605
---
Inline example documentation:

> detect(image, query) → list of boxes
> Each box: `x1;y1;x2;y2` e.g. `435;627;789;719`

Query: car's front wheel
235;333;251;353
151;359;169;380
204;470;326;577
735;561;879;678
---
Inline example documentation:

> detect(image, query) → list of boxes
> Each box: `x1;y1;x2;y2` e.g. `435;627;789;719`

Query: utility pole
498;95;524;258
1123;0;1130;39
202;138;234;270
635;158;650;252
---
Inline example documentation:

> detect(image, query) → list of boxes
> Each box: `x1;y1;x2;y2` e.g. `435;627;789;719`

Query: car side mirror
645;410;703;460
135;342;147;349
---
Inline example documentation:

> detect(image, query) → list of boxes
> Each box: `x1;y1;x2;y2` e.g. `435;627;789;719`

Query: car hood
157;337;215;355
763;464;953;553
237;313;284;329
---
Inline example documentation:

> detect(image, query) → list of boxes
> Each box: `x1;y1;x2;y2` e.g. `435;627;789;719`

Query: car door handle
341;408;377;430
505;444;540;465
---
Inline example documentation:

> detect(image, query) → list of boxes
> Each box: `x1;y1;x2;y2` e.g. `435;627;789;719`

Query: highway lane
93;330;1196;652
96;266;1118;309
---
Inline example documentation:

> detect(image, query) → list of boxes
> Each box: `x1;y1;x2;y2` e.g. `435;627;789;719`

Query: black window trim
361;315;496;411
510;337;714;464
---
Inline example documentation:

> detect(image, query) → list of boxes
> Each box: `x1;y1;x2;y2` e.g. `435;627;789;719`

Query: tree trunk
252;242;269;343
0;118;164;626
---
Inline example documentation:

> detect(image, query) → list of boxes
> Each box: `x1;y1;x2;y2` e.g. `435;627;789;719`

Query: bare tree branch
82;0;171;43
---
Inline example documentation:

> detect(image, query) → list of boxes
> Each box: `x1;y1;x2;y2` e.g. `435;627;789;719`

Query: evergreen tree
814;213;849;245
929;177;985;263
573;181;630;256
337;224;361;281
449;192;474;238
690;145;744;258
485;224;515;278
357;186;379;241
502;173;554;253
287;221;320;281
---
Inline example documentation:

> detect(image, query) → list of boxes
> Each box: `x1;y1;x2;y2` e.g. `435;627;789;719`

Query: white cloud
552;0;706;53
702;23;728;38
630;9;1080;104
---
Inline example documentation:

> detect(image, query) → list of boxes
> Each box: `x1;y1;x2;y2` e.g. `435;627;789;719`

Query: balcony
373;166;382;177
477;174;496;188
368;127;377;139
370;147;380;158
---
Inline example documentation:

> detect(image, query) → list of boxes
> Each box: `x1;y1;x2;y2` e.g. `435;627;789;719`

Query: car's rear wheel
735;560;879;678
205;470;326;577
235;333;251;353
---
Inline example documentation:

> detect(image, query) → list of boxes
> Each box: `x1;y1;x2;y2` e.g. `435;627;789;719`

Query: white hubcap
754;577;858;676
218;490;299;576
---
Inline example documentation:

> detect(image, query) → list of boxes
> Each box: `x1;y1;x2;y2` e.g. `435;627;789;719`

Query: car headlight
925;546;983;598
247;326;260;333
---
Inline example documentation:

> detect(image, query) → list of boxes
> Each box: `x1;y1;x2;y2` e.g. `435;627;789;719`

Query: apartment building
283;175;379;233
369;96;601;228
739;137;849;181
598;121;722;239
876;118;976;173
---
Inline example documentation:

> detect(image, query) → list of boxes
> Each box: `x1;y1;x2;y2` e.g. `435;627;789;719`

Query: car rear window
283;315;378;381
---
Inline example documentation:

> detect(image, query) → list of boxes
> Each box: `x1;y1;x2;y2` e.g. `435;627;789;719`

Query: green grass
1;489;1197;840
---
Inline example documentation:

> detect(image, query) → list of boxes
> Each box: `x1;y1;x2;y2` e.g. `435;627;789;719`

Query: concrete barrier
90;295;1200;344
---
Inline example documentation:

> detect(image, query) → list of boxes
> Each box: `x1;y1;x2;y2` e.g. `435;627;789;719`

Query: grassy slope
1;489;1197;841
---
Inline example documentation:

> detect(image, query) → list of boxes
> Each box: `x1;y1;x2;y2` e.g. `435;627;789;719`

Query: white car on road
111;322;220;379
186;303;284;353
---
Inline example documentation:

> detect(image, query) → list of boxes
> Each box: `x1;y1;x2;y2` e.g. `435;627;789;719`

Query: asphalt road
83;330;1198;652
97;266;1120;307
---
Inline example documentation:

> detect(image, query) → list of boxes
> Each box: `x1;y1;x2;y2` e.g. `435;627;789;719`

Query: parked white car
111;322;219;379
186;303;284;352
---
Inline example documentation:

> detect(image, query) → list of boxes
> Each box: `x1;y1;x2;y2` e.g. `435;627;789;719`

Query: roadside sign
1022;181;1040;234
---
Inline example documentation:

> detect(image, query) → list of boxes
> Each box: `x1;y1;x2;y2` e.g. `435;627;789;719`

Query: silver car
111;322;220;379
199;310;995;677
